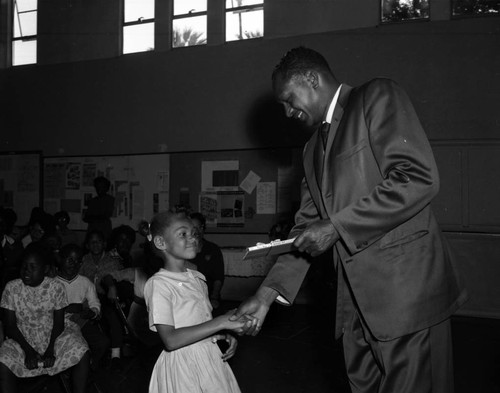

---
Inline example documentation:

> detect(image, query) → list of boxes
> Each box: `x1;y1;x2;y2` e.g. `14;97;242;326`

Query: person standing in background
83;177;115;242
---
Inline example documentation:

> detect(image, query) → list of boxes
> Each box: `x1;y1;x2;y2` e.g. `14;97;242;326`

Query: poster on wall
0;152;41;226
43;154;170;231
199;190;244;228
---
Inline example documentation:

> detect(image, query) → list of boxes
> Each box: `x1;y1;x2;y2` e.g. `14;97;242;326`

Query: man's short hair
272;46;333;83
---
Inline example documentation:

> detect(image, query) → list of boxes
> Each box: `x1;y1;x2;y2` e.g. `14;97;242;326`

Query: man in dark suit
234;47;467;392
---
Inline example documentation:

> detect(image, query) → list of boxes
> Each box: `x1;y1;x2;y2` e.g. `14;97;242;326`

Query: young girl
144;211;248;393
0;244;89;393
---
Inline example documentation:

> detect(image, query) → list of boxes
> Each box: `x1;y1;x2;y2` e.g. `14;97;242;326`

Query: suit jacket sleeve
260;176;317;305
330;79;440;255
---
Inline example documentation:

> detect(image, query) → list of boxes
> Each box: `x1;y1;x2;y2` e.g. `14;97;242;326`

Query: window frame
225;1;264;42
380;0;431;24
122;0;156;55
450;0;500;19
171;2;208;49
11;0;38;66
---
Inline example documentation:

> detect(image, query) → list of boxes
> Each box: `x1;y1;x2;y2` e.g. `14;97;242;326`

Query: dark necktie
319;122;331;148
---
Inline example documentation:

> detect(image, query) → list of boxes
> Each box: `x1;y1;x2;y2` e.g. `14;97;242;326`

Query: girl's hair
149;211;188;239
22;243;51;267
108;224;136;249
85;229;105;244
60;243;83;260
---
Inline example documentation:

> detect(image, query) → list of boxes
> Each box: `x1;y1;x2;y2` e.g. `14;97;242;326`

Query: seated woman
0;244;89;393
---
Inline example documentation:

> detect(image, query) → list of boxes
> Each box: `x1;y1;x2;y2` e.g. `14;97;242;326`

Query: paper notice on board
157;171;169;192
201;161;239;191
256;182;276;214
44;163;67;199
66;163;82;190
239;170;261;194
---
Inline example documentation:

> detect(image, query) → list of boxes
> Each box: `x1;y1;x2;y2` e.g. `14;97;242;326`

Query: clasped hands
24;346;55;370
229;219;339;335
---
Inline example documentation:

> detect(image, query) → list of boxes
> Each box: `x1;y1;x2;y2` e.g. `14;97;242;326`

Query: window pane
452;0;499;16
15;0;37;13
381;0;429;23
173;0;207;16
226;0;262;8
12;39;36;66
226;7;263;41
124;0;154;23
123;22;155;54
13;10;37;38
172;15;207;48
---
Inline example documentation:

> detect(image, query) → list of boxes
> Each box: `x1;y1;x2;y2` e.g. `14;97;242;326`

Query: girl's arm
3;309;42;369
42;308;65;367
156;310;249;351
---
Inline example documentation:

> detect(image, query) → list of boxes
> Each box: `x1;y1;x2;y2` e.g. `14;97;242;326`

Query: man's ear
154;235;167;251
305;70;319;89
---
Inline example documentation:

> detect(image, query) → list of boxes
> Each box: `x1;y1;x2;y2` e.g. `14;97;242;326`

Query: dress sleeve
0;281;16;310
144;278;175;332
52;280;69;311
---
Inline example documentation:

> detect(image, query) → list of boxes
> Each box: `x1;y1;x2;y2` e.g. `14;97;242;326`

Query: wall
0;17;499;157
0;3;499;313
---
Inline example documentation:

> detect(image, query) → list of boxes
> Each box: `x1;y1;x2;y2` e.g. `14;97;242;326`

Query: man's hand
293;219;339;257
230;287;277;336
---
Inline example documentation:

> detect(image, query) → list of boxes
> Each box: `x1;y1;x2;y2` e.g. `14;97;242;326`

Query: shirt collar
324;84;342;124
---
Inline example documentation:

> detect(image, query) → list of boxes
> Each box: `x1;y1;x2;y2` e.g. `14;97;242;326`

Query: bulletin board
43;153;170;231
0;151;42;226
169;148;304;234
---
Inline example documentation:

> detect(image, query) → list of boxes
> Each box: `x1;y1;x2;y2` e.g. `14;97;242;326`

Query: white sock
111;348;121;358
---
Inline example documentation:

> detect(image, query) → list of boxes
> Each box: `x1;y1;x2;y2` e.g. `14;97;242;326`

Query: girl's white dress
144;268;241;393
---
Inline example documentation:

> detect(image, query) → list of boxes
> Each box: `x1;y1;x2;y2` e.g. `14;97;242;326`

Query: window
172;0;207;48
12;0;37;66
123;0;155;54
225;0;263;42
452;0;499;17
381;0;430;23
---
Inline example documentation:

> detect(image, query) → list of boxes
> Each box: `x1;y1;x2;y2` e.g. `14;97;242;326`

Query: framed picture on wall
381;0;430;23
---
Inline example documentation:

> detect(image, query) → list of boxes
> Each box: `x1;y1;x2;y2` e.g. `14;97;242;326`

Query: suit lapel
304;84;353;218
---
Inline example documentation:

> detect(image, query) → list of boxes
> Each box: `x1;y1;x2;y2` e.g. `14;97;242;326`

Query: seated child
104;242;163;347
56;244;110;370
79;230;125;371
0;244;89;393
54;211;78;247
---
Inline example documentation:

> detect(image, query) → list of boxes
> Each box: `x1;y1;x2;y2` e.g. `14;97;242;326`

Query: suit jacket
262;78;467;341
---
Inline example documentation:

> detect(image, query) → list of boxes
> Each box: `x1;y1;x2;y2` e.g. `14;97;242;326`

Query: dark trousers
81;320;110;367
343;310;454;393
99;295;124;349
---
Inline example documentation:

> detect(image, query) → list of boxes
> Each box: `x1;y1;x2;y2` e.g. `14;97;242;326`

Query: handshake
218;286;278;336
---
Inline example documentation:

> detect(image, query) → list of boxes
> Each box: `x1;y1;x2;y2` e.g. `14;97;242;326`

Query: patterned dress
144;269;241;393
0;277;89;377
